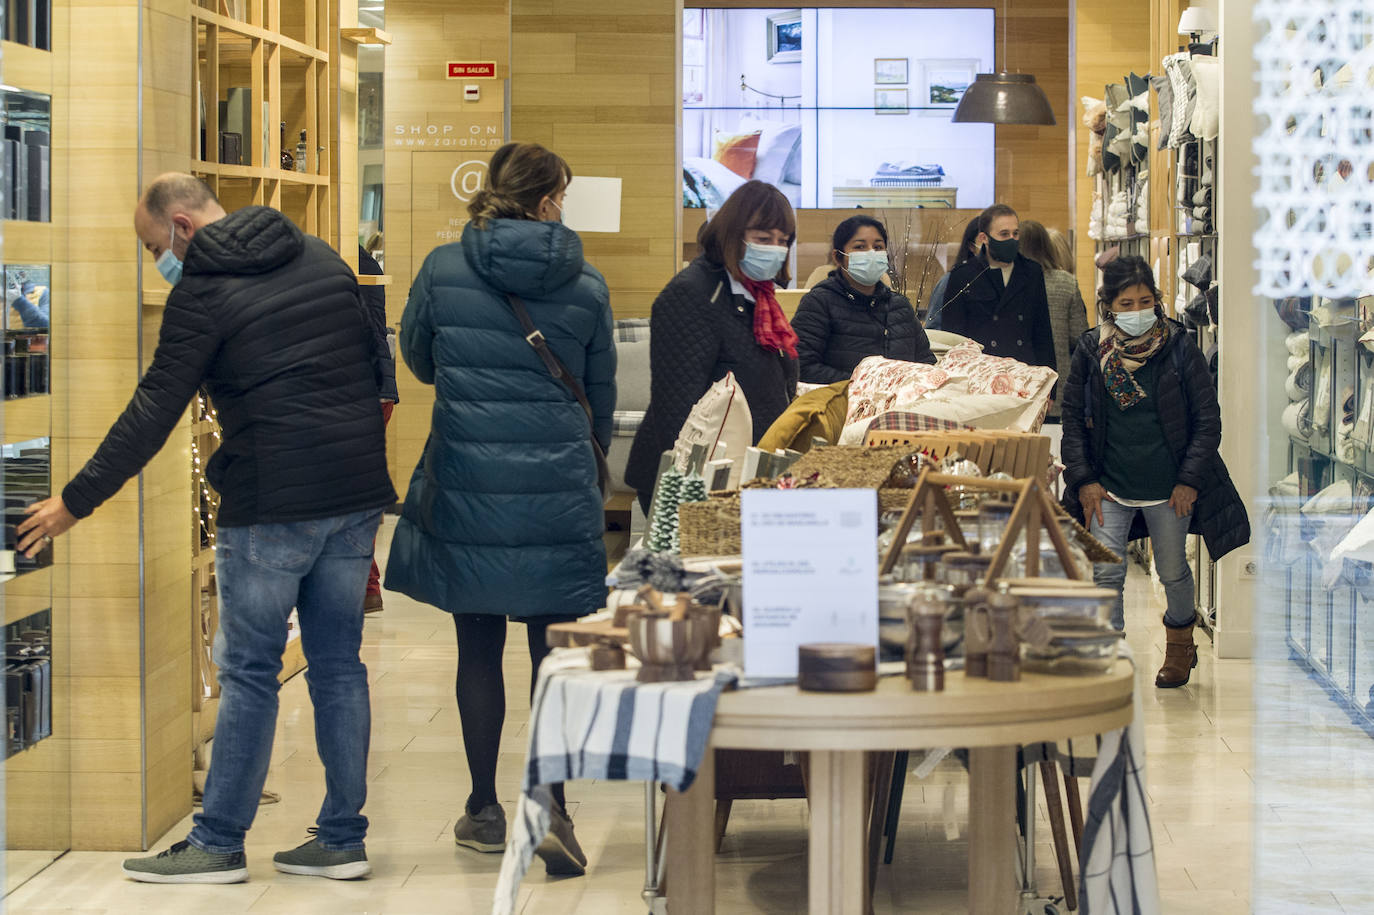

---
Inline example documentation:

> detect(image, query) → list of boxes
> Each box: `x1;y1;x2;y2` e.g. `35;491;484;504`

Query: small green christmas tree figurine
647;468;684;553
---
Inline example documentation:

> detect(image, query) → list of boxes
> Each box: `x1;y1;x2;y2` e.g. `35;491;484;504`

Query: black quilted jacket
1060;319;1250;560
62;206;396;526
625;257;798;497
791;271;935;384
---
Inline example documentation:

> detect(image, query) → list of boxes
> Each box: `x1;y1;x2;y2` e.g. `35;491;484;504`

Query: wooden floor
6;519;1374;913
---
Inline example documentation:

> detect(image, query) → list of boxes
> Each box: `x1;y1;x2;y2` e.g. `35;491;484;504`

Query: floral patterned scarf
1098;320;1167;409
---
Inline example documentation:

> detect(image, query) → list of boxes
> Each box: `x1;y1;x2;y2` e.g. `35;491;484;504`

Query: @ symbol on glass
450;160;489;202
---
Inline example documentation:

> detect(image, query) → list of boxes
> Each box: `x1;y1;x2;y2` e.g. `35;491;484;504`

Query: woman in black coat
625;181;800;511
791;215;935;384
1061;256;1249;689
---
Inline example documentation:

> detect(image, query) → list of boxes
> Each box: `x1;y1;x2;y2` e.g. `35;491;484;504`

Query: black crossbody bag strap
504;292;611;500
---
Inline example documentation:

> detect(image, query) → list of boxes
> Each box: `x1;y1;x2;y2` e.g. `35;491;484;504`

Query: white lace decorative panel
1252;2;1374;297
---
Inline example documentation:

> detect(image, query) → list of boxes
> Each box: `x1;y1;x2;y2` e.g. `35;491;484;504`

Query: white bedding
684;155;801;209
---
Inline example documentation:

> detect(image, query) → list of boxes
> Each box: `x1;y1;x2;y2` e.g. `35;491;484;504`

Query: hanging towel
492;649;737;915
1077;645;1161;914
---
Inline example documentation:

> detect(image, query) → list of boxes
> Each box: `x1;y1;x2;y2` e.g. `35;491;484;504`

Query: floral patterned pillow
938;342;1058;400
844;356;955;430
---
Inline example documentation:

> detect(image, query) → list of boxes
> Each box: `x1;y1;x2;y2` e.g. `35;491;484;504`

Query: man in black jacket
936;203;1056;371
17;173;396;884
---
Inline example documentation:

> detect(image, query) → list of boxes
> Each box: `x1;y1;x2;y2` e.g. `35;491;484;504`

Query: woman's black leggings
453;613;572;814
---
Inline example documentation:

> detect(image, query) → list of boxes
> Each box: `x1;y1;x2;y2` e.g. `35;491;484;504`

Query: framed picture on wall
920;59;978;112
874;88;908;115
766;9;802;63
874;58;908;85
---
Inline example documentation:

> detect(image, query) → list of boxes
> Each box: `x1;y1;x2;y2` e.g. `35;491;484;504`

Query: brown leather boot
1156;616;1198;688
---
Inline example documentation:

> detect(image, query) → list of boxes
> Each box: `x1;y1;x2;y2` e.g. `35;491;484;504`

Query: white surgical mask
843;249;888;287
1114;309;1157;337
740;242;789;282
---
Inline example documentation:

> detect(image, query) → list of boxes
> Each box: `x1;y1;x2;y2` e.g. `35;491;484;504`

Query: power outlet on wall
1237;555;1259;580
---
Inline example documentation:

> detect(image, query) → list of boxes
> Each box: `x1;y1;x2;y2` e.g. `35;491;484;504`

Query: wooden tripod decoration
879;470;1085;584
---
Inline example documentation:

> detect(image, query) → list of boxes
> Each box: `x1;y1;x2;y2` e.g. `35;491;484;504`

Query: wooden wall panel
512;0;680;318
383;0;509;493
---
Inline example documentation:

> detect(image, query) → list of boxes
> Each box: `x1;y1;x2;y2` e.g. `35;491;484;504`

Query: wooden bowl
627;613;712;682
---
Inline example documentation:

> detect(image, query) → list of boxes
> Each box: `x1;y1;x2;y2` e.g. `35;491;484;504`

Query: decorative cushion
1189;54;1220;140
713;130;762;179
1151;75;1174;149
614;318;652;413
1164;53;1197;148
673;371;753;487
758;381;849;454
842;357;956;436
838;346;1058;444
738;116;802;186
938;342;1059;402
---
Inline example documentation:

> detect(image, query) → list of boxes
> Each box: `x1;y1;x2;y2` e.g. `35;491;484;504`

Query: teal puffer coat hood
385;218;616;617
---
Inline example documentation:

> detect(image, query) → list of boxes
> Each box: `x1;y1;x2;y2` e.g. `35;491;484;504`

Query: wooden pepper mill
906;584;952;691
908;611;946;691
986;587;1022;682
963;585;993;678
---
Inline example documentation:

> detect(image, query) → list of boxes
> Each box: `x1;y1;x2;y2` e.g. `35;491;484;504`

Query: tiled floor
7;520;1374;913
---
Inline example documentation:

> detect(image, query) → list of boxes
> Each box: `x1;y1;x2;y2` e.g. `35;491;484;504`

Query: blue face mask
843;249;889;286
1114;308;1157;337
740;241;789;282
156;224;183;286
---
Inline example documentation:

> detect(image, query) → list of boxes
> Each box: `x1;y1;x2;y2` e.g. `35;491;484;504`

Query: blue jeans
1088;498;1196;631
188;508;382;854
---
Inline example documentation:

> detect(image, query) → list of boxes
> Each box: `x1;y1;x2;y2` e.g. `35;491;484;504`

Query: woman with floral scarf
1061;256;1249;688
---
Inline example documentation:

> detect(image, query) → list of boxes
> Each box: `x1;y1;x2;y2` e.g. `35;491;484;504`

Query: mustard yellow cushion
758;381;850;454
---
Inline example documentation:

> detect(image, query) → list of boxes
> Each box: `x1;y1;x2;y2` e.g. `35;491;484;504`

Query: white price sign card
741;489;879;678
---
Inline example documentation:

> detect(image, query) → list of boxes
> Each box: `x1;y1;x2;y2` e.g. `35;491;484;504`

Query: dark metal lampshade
951;73;1057;126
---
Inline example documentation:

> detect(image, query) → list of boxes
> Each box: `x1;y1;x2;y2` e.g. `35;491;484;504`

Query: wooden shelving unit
2;31;64;860
340;26;390;46
190;0;336;244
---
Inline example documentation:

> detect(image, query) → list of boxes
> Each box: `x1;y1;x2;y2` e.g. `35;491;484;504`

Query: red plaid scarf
740;278;799;359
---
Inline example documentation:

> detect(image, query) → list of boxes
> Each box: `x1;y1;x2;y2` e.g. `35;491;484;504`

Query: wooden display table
665;662;1134;914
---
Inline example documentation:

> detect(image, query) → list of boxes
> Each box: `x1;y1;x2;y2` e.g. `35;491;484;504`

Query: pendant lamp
951;73;1057;126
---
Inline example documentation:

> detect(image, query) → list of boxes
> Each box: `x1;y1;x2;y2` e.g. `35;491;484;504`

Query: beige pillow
1189;55;1219;140
673;371;754;488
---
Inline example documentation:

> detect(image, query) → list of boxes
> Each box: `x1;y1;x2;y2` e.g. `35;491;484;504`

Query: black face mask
986;237;1019;263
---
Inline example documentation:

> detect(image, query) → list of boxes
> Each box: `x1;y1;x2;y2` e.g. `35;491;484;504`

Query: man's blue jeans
188;508;382;854
1088;498;1196;631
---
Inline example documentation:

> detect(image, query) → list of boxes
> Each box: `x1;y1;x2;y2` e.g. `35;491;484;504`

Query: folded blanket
1078;645;1161;914
874;161;945;177
493;650;737;914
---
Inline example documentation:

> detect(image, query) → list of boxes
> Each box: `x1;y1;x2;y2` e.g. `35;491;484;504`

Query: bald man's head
134;173;227;265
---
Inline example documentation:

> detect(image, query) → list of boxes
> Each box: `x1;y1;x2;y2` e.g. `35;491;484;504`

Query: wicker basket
679;493;743;557
787;445;916;490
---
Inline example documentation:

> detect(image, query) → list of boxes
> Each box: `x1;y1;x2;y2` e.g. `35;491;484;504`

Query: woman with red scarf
626;181;800;513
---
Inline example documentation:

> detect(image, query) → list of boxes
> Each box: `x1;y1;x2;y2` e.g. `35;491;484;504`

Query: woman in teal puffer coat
385;142;615;875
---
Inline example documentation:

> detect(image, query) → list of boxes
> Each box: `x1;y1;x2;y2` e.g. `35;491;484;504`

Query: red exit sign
447;61;497;79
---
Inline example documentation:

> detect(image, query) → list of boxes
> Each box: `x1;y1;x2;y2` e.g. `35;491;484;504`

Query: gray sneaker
273;830;371;880
536;805;587;877
454;803;506;853
122;840;249;884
